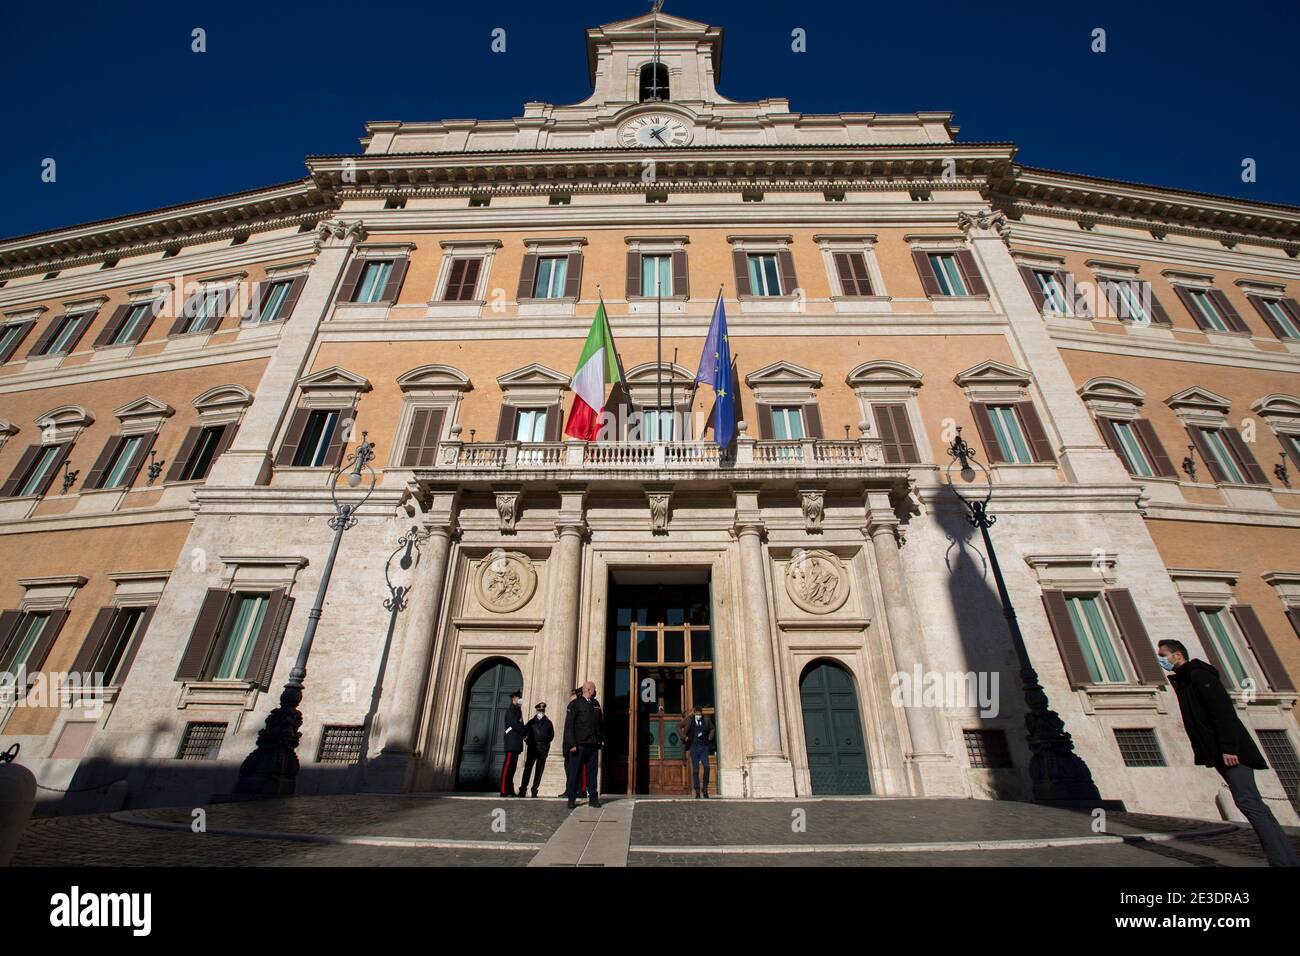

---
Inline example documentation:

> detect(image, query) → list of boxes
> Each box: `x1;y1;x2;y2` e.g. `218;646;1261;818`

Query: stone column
864;489;965;796
545;487;587;720
206;219;369;488
365;487;459;793
733;486;796;797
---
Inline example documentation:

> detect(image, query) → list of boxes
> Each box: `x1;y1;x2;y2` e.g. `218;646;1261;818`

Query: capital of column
315;218;368;249
956;209;1011;242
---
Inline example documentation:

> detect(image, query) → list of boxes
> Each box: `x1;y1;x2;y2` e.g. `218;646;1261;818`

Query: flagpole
656;274;662;442
670;347;678;442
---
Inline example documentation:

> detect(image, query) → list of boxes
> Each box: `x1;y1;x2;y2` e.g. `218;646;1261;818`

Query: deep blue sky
3;0;1297;240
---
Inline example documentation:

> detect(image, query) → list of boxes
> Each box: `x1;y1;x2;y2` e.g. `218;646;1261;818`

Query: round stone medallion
784;548;849;614
474;550;537;613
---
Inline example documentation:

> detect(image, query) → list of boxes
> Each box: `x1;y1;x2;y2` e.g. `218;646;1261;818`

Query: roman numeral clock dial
617;115;693;148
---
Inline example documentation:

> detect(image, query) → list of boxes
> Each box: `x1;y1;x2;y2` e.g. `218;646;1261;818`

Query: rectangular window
179;425;227;481
355;261;394;303
0;323;26;359
110;302;153;345
834;252;873;296
640;254;673;297
0;613;49;688
88;607;148;686
1198;427;1247;484
1261;299;1300;339
514;408;549;443
929;253;969;296
318;725;365;764
98;435;144;489
770;406;806;441
443;258;482;302
255;280;293;323
177;721;226;760
1197;608;1255;690
211;594;269;681
1257;730;1300;813
292;411;341;467
40;313;88;355
532;256;569;299
1114;729;1166;767
180;292;226;334
1064;594;1128;683
16;445;63;497
987;405;1033;464
639;407;674;441
1111;420;1155;477
963;729;1013;769
746;254;782;297
1187;289;1230;332
1033;270;1072;315
1102;280;1150;323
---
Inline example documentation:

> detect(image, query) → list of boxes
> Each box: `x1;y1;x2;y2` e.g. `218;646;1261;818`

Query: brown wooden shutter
1281;299;1300;332
1186;425;1227;483
0;610;22;660
753;403;773;440
2;445;43;497
322;408;355;468
22;609;68;683
26;317;63;358
1019;267;1047;312
1230;605;1295;692
969;402;1004;463
516;254;539;300
1146;288;1173;325
242;281;266;322
112;604;154;685
1286;607;1300;641
954;250;988;296
33;443;71;496
776;248;798;296
1104;589;1165;684
169;293;202;336
1015;402;1056;463
911;250;943;297
873;404;918;464
120;432;157;488
802;403;823;439
274;408;314;467
72;607;117;674
277;275;307;321
92;305;132;348
401;408;445;467
84;436;124;490
245;589;295;690
1247;295;1288;340
0;321;35;363
671;250;689;299
165;427;203;482
126;301;161;344
625;251;641;299
1041;590;1093;688
175;589;229;681
562;253;583;299
336;258;366;303
731;250;751;297
1132;418;1177;478
544;404;562;442
380;257;409;303
1223;427;1268;485
1183;604;1226;673
1209;290;1249;334
444;258;481;301
1096;417;1128;471
62;312;94;353
1173;285;1211;330
1064;272;1093;317
496;404;519;441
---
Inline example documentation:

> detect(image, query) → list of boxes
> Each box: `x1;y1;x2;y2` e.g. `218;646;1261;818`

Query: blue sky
2;0;1297;239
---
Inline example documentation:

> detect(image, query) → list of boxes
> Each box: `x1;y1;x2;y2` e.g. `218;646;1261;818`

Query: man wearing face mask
520;701;554;798
1158;639;1299;867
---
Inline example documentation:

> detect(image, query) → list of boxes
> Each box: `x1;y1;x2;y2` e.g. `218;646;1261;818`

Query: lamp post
234;433;377;797
945;427;1101;803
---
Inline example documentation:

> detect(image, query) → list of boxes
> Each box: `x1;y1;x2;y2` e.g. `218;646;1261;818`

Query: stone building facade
1;12;1298;820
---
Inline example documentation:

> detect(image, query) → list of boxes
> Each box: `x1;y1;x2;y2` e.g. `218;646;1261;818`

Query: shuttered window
770;406;806;440
1099;280;1150;323
533;256;569;299
515;408;549;442
929;254;968;296
0;613;49;687
37;312;90;355
1198;427;1247;484
987;406;1033;464
211;594;270;681
1259;298;1300;339
871;403;920;464
1064;595;1128;683
293;411;342;467
108;303;152;345
254;280;293;323
1111;420;1155;477
641;254;673;297
356;261;394;303
1032;270;1072;315
86;607;149;686
179;291;227;334
179;426;226;481
1197;608;1255;690
100;435;145;489
1187;289;1230;331
16;445;64;497
0;323;27;362
399;408;445;467
747;254;782;296
833;252;873;296
443;258;482;301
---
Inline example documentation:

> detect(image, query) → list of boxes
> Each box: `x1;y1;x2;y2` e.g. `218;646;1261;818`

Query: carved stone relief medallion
784;548;849;614
474;550;537;613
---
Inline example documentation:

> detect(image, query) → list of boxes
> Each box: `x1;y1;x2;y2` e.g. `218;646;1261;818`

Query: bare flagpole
670;347;678;442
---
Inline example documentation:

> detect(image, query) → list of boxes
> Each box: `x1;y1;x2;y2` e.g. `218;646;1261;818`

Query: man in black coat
1159;639;1298;866
519;701;554;797
679;706;715;798
500;690;526;797
565;680;604;809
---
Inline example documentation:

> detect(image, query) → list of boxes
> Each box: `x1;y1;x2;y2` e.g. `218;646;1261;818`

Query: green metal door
455;658;522;791
799;660;871;794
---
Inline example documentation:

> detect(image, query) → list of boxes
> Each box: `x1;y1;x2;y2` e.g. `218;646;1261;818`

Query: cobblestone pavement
629;844;1192;867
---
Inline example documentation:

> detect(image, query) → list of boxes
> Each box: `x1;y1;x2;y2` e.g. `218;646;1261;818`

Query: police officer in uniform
520;701;554;797
500;690;526;797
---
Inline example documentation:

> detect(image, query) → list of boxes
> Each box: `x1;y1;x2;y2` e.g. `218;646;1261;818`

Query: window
964;729;1013;769
871;404;920;464
1032;270;1072;315
98;435;145;489
1114;729;1166;767
1196;608;1255;690
548;193;571;206
468;195;491;208
318;725;365;764
1064;594;1128;683
109;302;154;345
639;407;675;442
38;313;89;356
179;426;227;481
769;406;806;441
929;254;968;296
443;259;482;302
741;190;764;203
1101;279;1151;323
211;593;270;681
0;323;27;361
641;254;672;297
746;254;782;297
1197;427;1248;484
1259;298;1300;339
177;721;226;760
292;410;341;467
639;61;669;102
823;190;846;202
177;291;226;335
383;196;406;210
14;445;65;497
514;408;549;443
1257;731;1300;813
1187;289;1230;332
1110;420;1155;477
87;607;148;686
355;260;394;304
0;613;50;689
645;192;667;204
533;256;569;299
254;280;294;323
987;405;1033;464
833;252;873;297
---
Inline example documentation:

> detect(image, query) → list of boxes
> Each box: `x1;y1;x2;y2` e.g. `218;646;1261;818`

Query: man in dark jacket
500;690;526;798
679;707;715;798
1159;640;1298;866
566;680;604;809
560;688;584;799
520;701;554;797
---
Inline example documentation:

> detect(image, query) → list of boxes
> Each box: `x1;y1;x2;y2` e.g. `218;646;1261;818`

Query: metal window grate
177;722;226;761
1258;730;1300;813
964;729;1014;769
317;725;365;765
1115;728;1166;767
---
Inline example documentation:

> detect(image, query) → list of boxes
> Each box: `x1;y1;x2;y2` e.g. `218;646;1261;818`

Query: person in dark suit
566;680;604;809
1159;639;1299;866
520;701;554;797
679;706;715;798
561;688;586;799
500;690;526;797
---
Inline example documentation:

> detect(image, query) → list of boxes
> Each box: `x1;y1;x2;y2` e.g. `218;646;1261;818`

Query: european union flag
695;293;736;447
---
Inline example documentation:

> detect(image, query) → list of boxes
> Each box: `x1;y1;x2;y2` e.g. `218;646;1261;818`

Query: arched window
639;62;669;102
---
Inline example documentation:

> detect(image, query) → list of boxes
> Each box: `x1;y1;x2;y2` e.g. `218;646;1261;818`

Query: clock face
618;114;692;148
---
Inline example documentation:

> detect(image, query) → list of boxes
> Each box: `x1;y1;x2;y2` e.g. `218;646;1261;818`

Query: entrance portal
799;659;871;794
454;657;523;791
605;581;715;795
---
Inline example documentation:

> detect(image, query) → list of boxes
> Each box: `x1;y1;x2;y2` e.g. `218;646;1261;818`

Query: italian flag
564;299;624;441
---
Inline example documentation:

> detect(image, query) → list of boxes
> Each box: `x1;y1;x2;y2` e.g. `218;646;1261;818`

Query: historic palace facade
2;12;1299;819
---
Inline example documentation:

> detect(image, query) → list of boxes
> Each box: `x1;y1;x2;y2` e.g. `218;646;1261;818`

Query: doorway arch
454;657;523;791
799;659;871;794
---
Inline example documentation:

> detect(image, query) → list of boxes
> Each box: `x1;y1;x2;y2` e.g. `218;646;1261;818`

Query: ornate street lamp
945;427;1102;803
234;433;378;797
